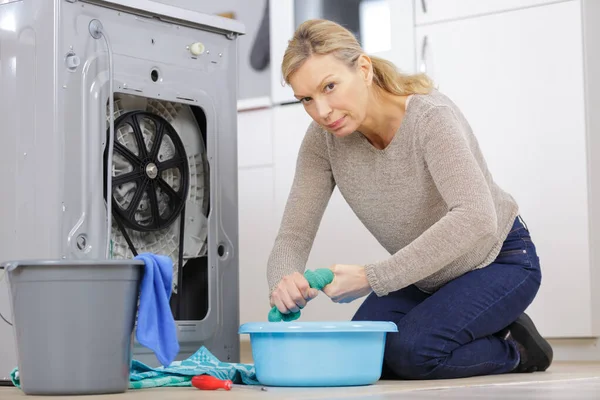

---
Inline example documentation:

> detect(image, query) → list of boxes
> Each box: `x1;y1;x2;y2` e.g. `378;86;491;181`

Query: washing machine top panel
91;0;246;35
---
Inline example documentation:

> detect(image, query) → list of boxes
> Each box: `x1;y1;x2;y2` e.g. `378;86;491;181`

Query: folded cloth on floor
10;346;258;389
134;252;180;368
268;268;334;322
129;346;258;389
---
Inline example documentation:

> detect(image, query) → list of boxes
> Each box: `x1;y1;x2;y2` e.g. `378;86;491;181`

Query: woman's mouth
327;116;345;130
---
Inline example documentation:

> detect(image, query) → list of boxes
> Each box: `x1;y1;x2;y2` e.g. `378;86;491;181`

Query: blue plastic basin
238;321;398;387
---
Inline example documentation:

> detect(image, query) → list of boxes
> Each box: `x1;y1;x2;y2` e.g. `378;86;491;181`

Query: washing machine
0;0;244;380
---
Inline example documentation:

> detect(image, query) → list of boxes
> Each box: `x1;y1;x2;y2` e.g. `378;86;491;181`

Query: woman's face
289;53;372;137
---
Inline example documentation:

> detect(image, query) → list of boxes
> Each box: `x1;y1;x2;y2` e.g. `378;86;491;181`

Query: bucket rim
239;321;399;334
1;259;145;272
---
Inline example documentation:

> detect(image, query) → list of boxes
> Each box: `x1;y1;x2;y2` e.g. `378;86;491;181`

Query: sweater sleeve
266;122;336;296
364;105;498;296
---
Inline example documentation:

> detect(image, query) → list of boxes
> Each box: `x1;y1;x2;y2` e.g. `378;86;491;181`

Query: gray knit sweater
266;89;519;297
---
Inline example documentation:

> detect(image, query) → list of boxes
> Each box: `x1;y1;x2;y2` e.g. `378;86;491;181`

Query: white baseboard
548;338;600;362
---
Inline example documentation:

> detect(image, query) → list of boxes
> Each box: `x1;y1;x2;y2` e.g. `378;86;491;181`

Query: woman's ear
356;54;373;85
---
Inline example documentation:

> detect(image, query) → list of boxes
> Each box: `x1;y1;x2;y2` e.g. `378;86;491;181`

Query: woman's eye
325;83;335;91
301;97;311;103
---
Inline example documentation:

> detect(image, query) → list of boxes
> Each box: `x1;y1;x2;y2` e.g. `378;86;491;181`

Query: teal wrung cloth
10;346;259;390
268;268;334;322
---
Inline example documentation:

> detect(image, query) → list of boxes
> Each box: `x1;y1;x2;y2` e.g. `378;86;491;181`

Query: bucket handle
0;265;12;326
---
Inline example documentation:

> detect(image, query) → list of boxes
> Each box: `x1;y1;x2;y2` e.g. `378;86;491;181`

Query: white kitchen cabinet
236;105;277;324
414;0;560;25
237;166;277;324
237;106;273;168
268;0;295;105
416;0;600;338
269;0;416;105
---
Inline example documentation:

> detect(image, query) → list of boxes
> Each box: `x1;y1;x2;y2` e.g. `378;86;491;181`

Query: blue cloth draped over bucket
133;253;180;367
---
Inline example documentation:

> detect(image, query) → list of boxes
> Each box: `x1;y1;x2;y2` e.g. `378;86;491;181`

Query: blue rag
11;346;258;389
128;346;259;389
134;253;179;367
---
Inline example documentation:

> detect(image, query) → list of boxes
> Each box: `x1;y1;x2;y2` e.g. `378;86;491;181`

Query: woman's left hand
323;264;372;303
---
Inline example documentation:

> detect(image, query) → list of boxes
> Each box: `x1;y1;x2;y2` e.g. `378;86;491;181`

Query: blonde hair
281;19;433;96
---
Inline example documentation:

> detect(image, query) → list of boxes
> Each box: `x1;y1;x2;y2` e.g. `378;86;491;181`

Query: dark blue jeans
352;216;541;379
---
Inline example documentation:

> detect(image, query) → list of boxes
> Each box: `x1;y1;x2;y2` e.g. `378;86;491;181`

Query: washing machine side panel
0;0;63;264
57;2;102;260
0;0;63;380
59;1;126;260
212;36;240;363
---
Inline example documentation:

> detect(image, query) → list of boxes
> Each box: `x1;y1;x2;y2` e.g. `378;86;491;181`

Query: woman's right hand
270;272;319;314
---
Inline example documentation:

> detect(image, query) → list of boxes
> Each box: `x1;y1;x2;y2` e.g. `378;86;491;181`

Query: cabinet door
269;0;296;105
415;0;561;25
237;107;273;168
416;1;590;337
357;0;416;74
238;167;277;324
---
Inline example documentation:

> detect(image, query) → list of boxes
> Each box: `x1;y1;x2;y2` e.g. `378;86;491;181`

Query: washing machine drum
104;93;209;291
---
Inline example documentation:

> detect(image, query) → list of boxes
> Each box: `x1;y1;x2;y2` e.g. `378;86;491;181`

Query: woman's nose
316;101;332;120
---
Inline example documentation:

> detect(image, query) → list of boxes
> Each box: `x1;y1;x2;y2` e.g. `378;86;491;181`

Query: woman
267;19;553;379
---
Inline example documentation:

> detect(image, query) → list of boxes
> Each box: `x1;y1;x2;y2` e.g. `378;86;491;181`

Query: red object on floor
191;375;233;390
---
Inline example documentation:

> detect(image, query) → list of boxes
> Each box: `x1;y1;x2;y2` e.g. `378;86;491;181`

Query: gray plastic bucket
2;259;144;395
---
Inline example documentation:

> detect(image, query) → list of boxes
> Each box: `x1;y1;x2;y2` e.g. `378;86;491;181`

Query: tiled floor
3;362;600;399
